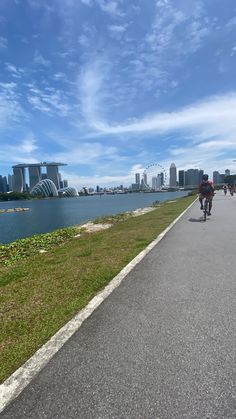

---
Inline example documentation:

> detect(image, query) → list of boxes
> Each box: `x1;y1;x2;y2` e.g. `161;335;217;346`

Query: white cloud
86;92;236;139
49;142;119;165
0;85;26;129
108;24;127;33
230;46;236;57
20;134;38;153
96;0;125;17
5;63;24;78
52;72;67;81
27;86;70;116
81;0;93;5
226;16;236;27
0;36;8;48
78;60;109;123
33;50;50;67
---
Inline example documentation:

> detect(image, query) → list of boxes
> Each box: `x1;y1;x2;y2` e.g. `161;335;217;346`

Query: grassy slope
0;195;196;382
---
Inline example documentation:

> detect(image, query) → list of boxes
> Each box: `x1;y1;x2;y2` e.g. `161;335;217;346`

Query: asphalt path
1;192;236;419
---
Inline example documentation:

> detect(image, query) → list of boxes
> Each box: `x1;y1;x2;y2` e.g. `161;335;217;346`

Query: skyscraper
12;162;67;192
29;165;41;190
13;166;26;192
46;165;60;189
169;163;177;187
8;174;13;191
135;173;140;185
178;170;185;187
143;172;148;187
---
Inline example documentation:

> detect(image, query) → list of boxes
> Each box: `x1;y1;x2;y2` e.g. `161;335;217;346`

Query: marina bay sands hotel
12;162;67;192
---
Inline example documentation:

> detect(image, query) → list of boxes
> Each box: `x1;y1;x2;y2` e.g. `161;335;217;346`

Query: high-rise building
12;163;67;192
169;163;177;187
47;165;60;189
135;173;140;185
152;176;157;190
160;172;164;186
178;170;185;187
185;169;200;187
225;169;230;176
13;166;26;192
199;170;204;183
8;174;13;191
28;165;41;190
0;176;8;192
143;172;148;187
213;171;220;184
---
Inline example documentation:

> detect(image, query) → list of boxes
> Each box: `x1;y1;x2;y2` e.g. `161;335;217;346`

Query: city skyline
0;162;232;193
0;1;236;188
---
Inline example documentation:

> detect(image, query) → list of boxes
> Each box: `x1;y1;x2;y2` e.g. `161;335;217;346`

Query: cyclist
223;185;227;195
228;184;234;196
199;174;215;215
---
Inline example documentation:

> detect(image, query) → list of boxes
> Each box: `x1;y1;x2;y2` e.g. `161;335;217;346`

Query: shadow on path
188;217;206;222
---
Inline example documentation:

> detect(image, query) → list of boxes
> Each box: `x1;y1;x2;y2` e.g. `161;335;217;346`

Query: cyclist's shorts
199;194;213;202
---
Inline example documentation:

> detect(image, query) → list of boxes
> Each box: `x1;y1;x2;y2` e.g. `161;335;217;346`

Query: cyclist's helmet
202;174;209;181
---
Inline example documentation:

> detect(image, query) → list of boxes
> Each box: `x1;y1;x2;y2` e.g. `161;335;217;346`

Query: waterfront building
178;170;185;187
160;172;164;186
13;166;26;192
29;165;41;190
152;176;157;190
213;171;221;184
199;170;204;182
0;175;8;192
219;173;225;183
213;171;226;184
58;187;78;197
135;173;140;187
31;179;58;197
8;174;13;191
143;172;148;187
131;183;140;191
185;169;200;187
12;162;67;192
46;165;60;189
225;169;230;176
169;163;177;187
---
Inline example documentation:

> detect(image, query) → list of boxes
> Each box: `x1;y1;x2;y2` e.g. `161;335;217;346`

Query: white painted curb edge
0;198;197;413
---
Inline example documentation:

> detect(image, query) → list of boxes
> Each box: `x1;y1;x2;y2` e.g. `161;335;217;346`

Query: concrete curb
0;197;197;413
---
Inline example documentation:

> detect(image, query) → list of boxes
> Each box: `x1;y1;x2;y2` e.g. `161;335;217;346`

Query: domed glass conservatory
31;179;58;197
58;187;78;197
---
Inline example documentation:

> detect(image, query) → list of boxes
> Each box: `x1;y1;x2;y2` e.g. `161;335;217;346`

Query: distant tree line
0;192;32;201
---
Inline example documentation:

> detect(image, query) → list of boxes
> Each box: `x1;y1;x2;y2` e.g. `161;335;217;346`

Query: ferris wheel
142;163;167;190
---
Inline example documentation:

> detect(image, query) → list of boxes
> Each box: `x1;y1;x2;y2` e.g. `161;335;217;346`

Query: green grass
0;195;196;383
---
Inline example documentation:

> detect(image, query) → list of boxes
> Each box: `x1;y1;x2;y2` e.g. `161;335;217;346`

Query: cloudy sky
1;0;236;188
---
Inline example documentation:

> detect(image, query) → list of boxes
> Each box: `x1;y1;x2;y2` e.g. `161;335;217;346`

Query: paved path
1;192;236;419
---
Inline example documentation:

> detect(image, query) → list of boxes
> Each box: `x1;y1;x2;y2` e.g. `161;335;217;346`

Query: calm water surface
0;191;187;244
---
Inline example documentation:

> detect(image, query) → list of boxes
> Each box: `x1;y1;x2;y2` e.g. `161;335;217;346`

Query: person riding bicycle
228;184;234;196
223;185;227;195
199;174;214;215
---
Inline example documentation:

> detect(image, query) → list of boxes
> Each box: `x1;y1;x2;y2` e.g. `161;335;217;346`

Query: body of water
0;191;188;244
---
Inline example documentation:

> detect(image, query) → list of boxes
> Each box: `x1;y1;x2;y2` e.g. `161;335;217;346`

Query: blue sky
0;0;236;188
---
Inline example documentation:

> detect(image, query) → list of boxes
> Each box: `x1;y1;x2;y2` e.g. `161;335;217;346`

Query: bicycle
202;197;210;222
